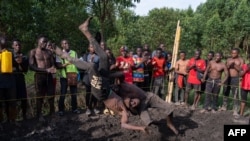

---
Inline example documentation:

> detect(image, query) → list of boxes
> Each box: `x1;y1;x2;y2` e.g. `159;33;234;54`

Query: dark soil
1;106;249;141
1;83;249;141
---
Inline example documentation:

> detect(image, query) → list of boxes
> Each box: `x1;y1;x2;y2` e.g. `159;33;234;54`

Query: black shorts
35;73;54;97
241;89;249;102
186;83;201;92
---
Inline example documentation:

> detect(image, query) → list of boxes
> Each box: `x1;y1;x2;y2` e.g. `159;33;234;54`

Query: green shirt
59;50;78;78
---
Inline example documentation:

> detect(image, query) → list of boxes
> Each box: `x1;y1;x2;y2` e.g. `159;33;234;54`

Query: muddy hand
142;126;150;134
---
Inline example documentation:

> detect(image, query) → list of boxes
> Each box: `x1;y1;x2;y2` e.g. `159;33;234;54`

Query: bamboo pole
166;20;181;102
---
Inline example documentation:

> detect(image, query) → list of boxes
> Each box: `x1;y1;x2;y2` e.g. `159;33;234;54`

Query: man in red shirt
233;55;250;124
152;48;167;99
115;46;134;84
185;50;206;110
239;56;250;116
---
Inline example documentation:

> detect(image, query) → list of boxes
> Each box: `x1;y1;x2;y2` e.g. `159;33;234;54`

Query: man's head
159;43;165;50
124;98;140;108
88;44;95;54
167;53;172;62
136;46;143;57
231;48;239;59
155;48;163;58
194;49;202;60
12;39;21;53
105;48;112;57
215;52;223;62
46;40;55;52
61;39;70;52
143;44;149;51
130;98;140;108
120;46;128;57
179;51;186;60
207;51;214;61
100;41;106;50
37;35;47;50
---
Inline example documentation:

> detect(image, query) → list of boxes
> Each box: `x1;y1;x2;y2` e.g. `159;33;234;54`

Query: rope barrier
0;79;249;106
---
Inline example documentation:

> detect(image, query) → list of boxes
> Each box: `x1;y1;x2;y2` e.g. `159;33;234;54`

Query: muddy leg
194;93;201;107
166;113;178;135
79;17;93;42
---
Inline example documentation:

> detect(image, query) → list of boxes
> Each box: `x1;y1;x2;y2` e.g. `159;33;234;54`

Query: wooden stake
166;21;181;102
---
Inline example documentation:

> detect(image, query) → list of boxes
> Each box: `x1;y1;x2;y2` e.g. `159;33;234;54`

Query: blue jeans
58;78;77;112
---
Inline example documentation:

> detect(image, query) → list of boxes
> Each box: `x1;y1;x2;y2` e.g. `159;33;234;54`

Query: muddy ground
0;83;249;141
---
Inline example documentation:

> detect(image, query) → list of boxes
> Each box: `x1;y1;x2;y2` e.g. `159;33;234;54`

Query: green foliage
0;0;89;54
1;0;250;58
25;71;35;86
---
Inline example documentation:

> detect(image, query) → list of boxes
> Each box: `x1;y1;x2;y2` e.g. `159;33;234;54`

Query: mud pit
0;83;249;141
1;106;249;141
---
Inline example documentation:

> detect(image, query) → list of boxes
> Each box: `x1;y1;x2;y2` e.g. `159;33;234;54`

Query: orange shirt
187;57;206;85
241;64;250;90
116;56;134;84
152;57;166;78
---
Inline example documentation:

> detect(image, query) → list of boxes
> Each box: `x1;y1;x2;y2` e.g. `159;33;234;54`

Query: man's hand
201;78;205;83
63;62;71;67
183;71;188;76
141;126;149;134
190;63;196;68
46;67;57;73
61;52;69;59
218;82;223;86
169;67;175;72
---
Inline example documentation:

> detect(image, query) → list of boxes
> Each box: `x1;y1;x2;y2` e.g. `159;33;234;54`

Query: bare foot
79;16;93;32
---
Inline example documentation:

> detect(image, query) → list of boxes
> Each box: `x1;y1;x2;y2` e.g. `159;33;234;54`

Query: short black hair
231;48;240;53
196;49;202;54
179;50;186;55
156;47;162;52
216;52;223;57
208;51;215;56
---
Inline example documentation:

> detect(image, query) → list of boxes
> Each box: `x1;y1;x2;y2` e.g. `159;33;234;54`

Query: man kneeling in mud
113;74;179;135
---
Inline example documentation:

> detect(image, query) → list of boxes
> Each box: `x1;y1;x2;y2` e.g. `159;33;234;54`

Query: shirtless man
114;76;179;135
174;51;189;105
102;89;148;133
200;52;228;113
200;51;215;94
219;48;244;116
29;36;56;121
